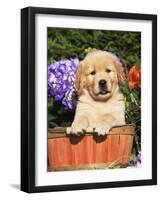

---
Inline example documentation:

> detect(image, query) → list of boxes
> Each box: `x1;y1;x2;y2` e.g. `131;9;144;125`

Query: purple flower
136;153;141;168
48;58;79;110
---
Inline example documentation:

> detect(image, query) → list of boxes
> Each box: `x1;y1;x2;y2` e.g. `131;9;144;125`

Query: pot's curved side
48;125;135;171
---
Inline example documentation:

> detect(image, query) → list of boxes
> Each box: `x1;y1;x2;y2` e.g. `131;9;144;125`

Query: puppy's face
75;51;124;101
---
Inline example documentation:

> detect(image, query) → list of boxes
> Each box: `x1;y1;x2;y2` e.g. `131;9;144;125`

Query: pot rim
48;124;135;139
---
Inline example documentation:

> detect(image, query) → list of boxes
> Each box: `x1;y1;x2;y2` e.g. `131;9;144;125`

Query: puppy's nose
99;79;107;87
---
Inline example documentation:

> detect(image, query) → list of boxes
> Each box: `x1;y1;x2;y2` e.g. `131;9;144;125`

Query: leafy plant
121;66;141;164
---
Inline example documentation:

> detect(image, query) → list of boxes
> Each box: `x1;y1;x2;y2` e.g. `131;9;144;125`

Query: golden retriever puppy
71;50;125;135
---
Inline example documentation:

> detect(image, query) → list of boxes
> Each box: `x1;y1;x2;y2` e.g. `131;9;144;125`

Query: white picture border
35;14;152;186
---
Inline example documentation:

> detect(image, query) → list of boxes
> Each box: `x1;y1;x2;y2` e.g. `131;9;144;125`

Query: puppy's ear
107;52;126;85
75;61;86;95
114;58;126;85
116;64;126;85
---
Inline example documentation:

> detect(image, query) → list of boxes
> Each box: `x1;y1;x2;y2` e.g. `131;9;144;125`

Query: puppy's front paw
95;126;111;136
71;127;84;135
71;121;88;135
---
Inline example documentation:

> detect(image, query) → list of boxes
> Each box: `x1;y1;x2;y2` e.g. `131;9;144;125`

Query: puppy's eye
106;69;111;73
90;70;96;75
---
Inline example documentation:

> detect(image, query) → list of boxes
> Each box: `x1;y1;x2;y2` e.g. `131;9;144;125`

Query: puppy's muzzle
98;79;109;95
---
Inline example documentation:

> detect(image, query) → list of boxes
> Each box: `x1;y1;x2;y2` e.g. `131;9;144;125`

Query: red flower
128;66;141;89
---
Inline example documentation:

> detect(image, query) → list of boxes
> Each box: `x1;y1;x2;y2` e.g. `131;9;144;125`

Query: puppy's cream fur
72;50;125;135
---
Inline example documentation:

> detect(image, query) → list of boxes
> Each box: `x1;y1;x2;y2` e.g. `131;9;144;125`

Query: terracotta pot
48;125;134;171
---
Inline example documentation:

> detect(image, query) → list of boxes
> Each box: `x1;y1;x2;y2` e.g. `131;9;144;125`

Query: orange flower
128;66;141;89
